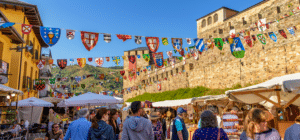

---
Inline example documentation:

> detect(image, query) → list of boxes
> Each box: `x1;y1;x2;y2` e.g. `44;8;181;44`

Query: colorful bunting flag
194;38;205;52
172;38;183;52
143;54;150;62
116;34;132;42
279;29;287;39
80;31;99;51
21;24;32;35
146;37;159;53
214;38;224;50
162;38;169;45
40;27;61;47
104;34;111;43
257;34;266;45
230;37;245;58
268;32;277;42
66;29;75;40
153;52;164;68
95;57;104;67
134;36;142;44
77;58;86;68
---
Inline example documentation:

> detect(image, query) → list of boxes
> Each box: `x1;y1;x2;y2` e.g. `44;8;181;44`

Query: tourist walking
64;108;91;140
122;101;154;140
45;123;64;140
284;115;300;140
192;110;228;140
150;112;165;140
109;109;121;140
172;107;188;140
87;108;115;140
158;109;167;139
240;108;281;140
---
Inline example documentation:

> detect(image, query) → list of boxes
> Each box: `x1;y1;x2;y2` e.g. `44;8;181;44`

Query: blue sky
22;0;262;67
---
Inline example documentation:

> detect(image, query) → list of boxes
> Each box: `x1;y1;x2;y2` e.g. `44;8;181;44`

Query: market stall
226;72;300;138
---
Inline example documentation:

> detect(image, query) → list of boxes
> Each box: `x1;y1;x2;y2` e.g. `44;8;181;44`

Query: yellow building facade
0;0;48;101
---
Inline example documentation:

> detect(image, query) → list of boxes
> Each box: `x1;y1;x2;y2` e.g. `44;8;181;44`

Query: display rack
222;111;244;138
0;106;17;125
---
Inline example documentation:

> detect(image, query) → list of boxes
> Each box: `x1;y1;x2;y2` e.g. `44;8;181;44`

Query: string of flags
0;5;298;53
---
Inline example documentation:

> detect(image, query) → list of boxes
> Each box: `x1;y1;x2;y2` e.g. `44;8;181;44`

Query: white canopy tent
152;98;192;107
57;92;123;107
11;97;54;125
0;84;23;95
225;72;300;109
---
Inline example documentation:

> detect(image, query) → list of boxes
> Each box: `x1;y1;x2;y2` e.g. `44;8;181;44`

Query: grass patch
126;83;252;102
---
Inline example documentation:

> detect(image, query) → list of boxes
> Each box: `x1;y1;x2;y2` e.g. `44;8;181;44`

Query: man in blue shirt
284;115;300;140
172;107;188;140
64;108;91;140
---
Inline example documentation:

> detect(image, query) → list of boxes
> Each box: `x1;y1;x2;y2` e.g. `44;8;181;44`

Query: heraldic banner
128;55;136;81
153;52;164;68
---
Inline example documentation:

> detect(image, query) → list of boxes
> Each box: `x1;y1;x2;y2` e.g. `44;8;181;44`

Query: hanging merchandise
103;34;111;43
153;52;164;68
0;22;15;29
257;18;267;31
35;79;46;91
81;31;99;51
146;37;159;53
194;38;205;53
49;78;56;85
206;39;214;49
186;38;192;45
112;56;121;65
161;37;168;46
279;29;287;39
48;59;54;65
36;60;45;70
66;29;75;40
21;24;32;34
106;57;110;62
77;58;86;68
229;29;236;38
40;27;61;47
116;34;132;42
287;27;295;36
172;38;183;52
57;59;67;69
257;34;266;45
88;58;93;62
167;51;173;58
143;54;150;62
214;38;224;50
268;32;277;42
230;37;245;58
70;58;74;65
134;36;142;44
128;56;136;81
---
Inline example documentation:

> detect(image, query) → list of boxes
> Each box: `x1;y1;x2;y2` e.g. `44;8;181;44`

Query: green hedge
126;84;244;102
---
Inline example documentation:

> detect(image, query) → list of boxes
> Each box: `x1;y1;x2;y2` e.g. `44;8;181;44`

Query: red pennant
116;34;132;42
88;58;93;62
21;24;32;35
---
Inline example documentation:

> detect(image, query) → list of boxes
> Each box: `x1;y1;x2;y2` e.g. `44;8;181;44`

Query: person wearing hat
150;112;165;140
172;107;188;140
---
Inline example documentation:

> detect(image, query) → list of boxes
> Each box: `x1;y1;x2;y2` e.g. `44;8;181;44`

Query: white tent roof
0;84;23;95
57;92;123;107
40;97;63;103
152;98;192;107
113;96;124;103
225;72;300;106
11;97;54;107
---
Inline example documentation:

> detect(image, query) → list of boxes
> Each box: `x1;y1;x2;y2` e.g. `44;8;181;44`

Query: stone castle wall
123;0;300;101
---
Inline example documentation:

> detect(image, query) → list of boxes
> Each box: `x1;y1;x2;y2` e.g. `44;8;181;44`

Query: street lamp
10;45;32;52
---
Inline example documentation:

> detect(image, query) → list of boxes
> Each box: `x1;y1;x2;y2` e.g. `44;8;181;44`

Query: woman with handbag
192;110;229;140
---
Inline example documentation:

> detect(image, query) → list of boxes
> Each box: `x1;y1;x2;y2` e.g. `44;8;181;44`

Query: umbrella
57;92;123;107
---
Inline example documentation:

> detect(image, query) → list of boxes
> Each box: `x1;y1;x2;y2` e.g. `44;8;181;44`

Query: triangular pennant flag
21;24;32;34
112;56;121;65
40;27;61;47
77;58;86;68
66;29;75;40
268;32;277;42
230;37;245;58
146;37;159;53
134;36;142;44
257;34;266;45
88;58;93;62
186;38;191;45
287;27;295;36
143;54;150;62
106;57;110;62
57;59;67;69
279;29;287;39
80;31;99;51
95;57;104;67
103;34;111;43
116;34;132;42
36;60;45;70
214;38;224;50
162;38;169;45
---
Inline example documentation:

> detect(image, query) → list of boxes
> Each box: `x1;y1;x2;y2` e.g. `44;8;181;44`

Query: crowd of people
37;100;300;140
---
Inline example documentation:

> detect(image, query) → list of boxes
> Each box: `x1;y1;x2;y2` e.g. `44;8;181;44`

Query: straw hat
149;112;160;120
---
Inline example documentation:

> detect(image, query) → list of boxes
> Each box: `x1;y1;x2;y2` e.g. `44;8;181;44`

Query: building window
176;68;178;74
170;70;173;76
202;19;206;27
182;66;185;72
229;22;234;29
242;17;247;25
189;63;194;71
277;7;281;13
207;17;212;25
258;14;262;19
219;29;223;34
214;14;218;23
